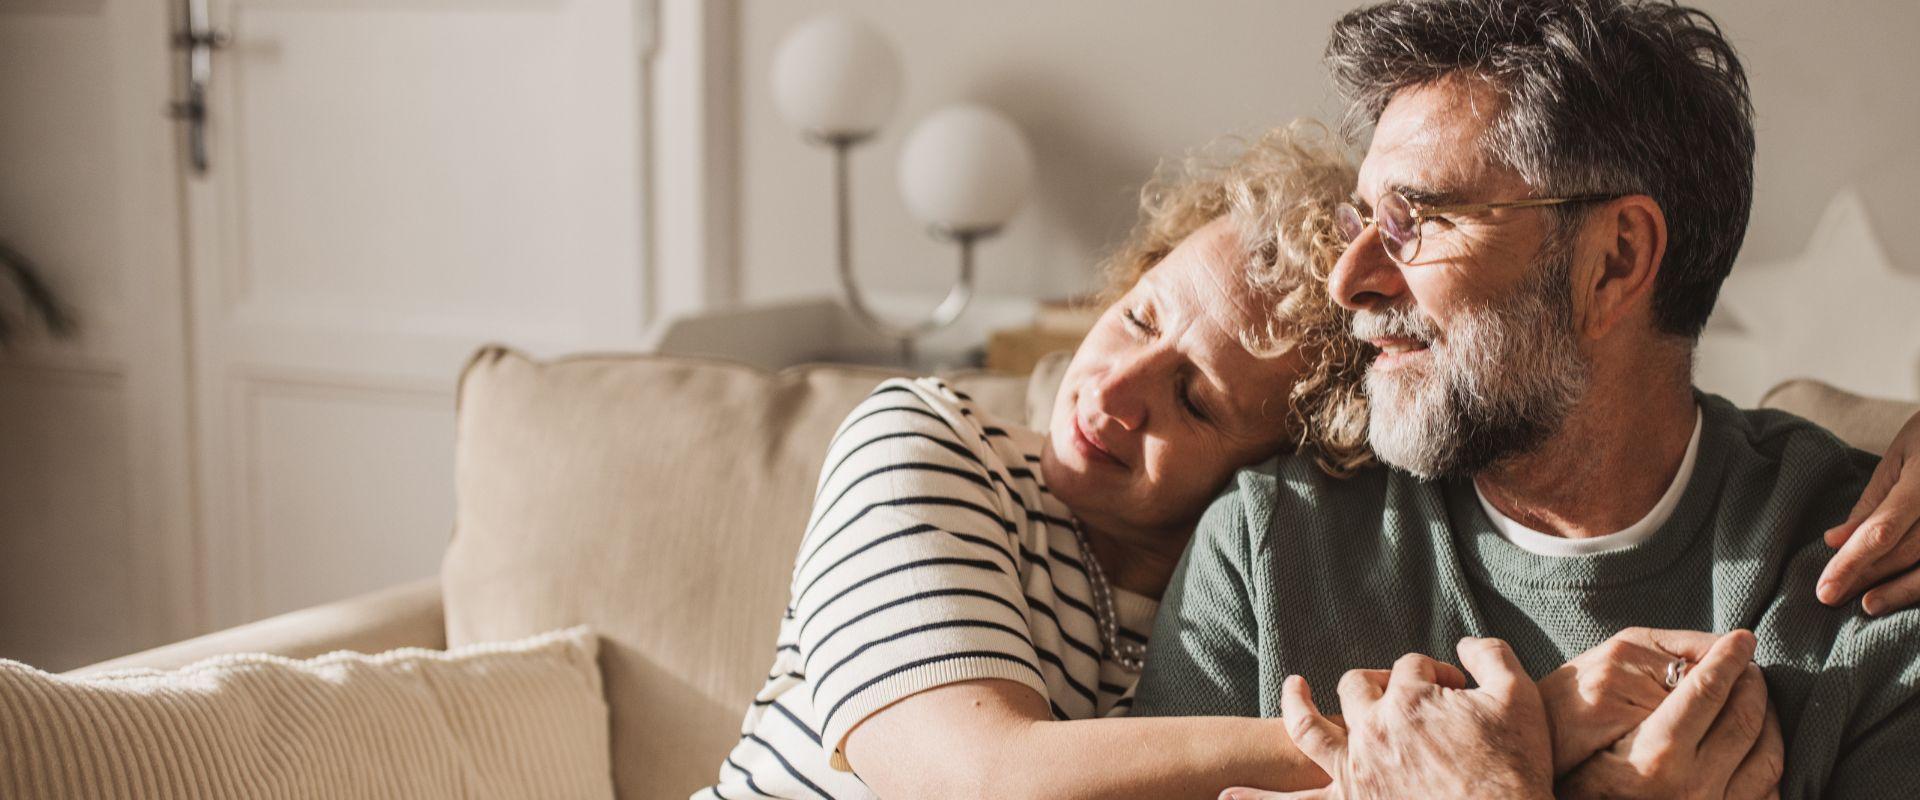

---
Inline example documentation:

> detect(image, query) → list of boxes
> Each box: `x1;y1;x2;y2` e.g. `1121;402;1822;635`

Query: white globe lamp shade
896;105;1036;235
770;16;902;139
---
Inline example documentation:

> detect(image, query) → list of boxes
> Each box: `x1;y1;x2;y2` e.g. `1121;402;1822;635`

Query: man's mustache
1351;306;1441;345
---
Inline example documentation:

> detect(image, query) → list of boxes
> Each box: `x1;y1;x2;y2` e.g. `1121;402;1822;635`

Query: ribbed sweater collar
1453;390;1735;590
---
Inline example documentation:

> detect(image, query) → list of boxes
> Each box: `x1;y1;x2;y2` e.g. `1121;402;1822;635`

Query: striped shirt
696;378;1158;800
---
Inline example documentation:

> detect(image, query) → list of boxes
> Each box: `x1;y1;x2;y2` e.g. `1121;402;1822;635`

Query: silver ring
1664;659;1688;689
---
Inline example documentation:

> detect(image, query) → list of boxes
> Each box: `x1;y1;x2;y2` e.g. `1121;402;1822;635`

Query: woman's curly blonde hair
1096;120;1373;476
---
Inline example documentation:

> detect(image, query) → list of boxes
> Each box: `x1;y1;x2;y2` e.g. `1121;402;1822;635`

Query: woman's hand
1557;630;1783;800
1536;627;1721;775
1819;409;1920;615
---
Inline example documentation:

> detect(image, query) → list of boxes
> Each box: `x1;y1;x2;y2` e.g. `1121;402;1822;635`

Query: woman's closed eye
1177;374;1211;424
1121;307;1213;424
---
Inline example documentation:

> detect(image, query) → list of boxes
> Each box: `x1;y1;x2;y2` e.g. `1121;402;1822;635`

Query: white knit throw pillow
0;626;612;799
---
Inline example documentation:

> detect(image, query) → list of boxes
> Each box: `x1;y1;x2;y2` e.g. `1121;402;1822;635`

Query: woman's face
1042;217;1306;538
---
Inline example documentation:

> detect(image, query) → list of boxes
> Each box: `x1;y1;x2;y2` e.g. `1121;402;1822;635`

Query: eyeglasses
1335;191;1615;265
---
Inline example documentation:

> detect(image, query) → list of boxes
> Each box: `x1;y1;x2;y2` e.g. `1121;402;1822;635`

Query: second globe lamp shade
896;105;1036;236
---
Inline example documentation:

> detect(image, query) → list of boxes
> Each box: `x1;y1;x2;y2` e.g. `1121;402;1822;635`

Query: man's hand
1820;408;1920;615
1220;637;1553;800
1538;627;1721;774
1559;630;1783;800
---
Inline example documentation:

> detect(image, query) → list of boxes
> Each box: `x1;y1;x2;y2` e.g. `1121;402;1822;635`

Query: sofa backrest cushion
441;347;1029;799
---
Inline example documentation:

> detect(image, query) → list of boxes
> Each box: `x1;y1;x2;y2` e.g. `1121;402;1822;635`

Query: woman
699;123;1920;799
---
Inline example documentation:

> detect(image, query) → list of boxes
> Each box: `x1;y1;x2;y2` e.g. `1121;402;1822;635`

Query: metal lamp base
819;133;993;367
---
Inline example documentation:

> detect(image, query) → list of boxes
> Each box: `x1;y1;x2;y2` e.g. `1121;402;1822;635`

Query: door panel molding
220;370;451;622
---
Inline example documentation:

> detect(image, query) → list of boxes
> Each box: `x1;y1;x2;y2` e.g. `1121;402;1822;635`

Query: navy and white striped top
695;377;1158;799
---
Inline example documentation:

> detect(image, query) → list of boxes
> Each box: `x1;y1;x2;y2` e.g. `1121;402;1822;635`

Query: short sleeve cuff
823;655;1049;771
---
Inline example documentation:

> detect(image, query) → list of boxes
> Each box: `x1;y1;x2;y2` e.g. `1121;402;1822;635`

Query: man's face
1042;217;1301;537
1330;79;1590;478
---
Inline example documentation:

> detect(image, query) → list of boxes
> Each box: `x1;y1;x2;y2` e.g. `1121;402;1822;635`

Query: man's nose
1328;225;1410;312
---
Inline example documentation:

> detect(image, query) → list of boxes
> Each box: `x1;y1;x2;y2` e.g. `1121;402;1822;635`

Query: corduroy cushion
0;626;610;799
440;347;1030;799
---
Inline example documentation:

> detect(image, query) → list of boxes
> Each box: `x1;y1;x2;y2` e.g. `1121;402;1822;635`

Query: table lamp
772;15;1035;365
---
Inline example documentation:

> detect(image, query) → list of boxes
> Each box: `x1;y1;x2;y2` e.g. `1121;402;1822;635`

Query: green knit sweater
1132;393;1920;798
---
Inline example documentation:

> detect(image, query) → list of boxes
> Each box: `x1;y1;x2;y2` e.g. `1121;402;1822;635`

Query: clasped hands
1224;628;1780;800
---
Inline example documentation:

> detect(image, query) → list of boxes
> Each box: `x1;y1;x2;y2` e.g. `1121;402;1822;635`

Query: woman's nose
1089;362;1151;431
1328;224;1410;312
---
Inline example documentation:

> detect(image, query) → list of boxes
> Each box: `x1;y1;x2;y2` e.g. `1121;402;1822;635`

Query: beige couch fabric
2;626;611;800
70;578;445;678
1759;378;1919;454
441;347;1029;799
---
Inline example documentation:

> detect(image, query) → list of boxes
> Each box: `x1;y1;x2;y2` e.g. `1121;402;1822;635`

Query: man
1132;0;1920;796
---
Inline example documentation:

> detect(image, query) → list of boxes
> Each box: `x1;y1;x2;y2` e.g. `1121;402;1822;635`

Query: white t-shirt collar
1474;406;1704;557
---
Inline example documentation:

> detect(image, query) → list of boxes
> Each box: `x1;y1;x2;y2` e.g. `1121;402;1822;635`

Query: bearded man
1132;1;1920;797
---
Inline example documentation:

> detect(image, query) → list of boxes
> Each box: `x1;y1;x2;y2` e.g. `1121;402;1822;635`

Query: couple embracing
701;1;1920;797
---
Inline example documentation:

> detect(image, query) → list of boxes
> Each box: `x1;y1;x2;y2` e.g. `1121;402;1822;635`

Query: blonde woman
697;123;1920;799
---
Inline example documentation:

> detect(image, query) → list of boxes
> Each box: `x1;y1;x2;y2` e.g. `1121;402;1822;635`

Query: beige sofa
68;348;1918;800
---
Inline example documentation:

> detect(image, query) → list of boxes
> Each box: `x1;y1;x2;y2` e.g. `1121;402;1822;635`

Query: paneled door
181;0;657;628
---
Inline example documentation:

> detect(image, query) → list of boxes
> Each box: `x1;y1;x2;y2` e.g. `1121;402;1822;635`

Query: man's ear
1578;195;1666;340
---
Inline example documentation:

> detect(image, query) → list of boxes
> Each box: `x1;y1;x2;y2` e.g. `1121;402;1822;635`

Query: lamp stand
820;133;985;367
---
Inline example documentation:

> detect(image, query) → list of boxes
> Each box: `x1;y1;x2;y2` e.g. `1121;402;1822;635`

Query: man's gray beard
1356;250;1590;480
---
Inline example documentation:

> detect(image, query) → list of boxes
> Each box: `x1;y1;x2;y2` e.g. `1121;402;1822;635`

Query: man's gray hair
1325;0;1754;340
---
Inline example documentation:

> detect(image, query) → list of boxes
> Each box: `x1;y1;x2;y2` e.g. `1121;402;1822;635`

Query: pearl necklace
1067;521;1147;673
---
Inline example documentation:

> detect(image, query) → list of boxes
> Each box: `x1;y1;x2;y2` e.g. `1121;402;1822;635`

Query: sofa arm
65;577;446;676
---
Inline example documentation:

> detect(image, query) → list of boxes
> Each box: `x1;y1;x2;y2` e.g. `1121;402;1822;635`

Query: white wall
0;0;194;670
1717;0;1920;269
738;0;1351;303
736;0;1920;399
